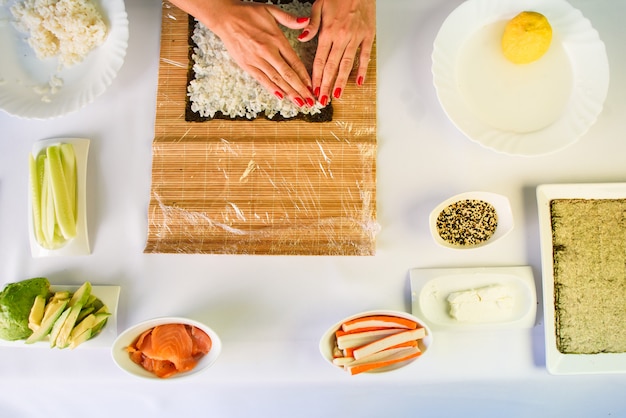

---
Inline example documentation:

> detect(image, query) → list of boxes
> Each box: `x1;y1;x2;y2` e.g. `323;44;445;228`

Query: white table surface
1;0;625;416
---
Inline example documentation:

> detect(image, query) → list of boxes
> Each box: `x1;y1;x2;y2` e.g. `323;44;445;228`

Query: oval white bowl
429;191;513;249
111;317;222;380
319;310;432;375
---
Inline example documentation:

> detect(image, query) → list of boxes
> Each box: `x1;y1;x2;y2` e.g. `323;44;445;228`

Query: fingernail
294;97;305;107
320;95;329;106
296;17;309;23
298;30;309;40
314;87;320;97
305;97;315;107
274;91;284;100
333;87;342;99
357;76;364;86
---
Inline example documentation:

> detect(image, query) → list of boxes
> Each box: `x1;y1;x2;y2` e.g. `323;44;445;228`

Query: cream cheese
447;284;514;322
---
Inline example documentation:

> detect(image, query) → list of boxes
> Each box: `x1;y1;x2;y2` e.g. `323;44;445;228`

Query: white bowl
111;317;221;380
429;191;513;249
319;310;432;375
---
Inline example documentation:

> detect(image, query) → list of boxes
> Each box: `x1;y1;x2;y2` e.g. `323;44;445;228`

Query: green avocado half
0;277;50;341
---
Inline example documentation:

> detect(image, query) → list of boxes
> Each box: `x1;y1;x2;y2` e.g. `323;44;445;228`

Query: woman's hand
299;0;376;105
171;0;316;107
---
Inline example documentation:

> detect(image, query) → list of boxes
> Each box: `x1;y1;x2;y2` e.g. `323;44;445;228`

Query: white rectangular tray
0;285;120;348
537;183;626;375
410;266;537;331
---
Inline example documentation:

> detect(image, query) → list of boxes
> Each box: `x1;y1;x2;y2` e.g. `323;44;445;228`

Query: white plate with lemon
432;0;609;156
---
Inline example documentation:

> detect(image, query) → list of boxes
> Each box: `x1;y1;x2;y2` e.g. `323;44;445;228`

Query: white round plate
112;317;222;380
0;0;129;119
432;0;609;156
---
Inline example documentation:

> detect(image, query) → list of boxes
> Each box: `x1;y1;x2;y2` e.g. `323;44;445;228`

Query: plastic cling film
145;135;378;255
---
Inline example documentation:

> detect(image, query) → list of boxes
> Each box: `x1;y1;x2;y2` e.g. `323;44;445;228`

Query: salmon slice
126;323;212;378
190;325;212;357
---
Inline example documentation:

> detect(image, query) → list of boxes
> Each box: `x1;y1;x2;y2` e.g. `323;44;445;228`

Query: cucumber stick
30;143;78;249
60;143;77;219
47;145;76;240
42;158;55;247
28;154;45;246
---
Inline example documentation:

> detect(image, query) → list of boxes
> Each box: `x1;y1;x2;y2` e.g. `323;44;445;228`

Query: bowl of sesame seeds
429;191;513;249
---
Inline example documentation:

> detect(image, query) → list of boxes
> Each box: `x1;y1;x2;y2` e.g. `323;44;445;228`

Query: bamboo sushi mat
144;1;377;255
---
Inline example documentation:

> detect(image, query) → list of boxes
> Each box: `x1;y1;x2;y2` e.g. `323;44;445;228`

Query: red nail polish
294;97;305;107
357;76;364;86
333;87;342;99
298;30;309;40
274;91;283;100
296;17;309;23
305;97;315;107
320;95;329;106
314;87;320;97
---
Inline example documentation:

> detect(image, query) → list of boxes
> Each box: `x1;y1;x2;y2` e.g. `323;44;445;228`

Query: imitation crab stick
341;315;418;333
336;328;404;350
352;328;425;360
346;346;422;375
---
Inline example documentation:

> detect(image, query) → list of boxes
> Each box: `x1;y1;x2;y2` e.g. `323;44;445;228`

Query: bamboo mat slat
145;1;377;255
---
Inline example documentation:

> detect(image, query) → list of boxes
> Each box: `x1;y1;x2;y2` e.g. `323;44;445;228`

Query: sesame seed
436;199;498;247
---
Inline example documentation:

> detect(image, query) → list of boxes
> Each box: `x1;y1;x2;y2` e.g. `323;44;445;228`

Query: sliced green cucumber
46;145;76;240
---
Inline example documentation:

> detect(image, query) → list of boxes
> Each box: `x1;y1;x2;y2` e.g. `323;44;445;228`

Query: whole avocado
0;277;50;341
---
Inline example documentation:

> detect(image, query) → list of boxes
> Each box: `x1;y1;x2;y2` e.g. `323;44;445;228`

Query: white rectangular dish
410;266;536;331
537;183;626;375
0;285;120;348
28;138;90;257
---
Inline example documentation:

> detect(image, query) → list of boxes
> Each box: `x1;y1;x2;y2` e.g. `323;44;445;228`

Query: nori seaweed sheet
185;9;333;123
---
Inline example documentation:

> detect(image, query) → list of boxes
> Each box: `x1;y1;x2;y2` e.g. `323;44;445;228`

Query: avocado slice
26;299;67;344
68;282;91;308
69;314;96;342
68;328;92;349
28;294;47;331
48;307;71;347
54;304;83;349
50;291;71;301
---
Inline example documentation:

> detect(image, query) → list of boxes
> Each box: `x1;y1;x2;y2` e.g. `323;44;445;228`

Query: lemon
501;11;552;64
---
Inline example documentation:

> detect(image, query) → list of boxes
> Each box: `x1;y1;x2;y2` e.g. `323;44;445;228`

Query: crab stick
346;346;422;375
341;315;418;333
336;328;404;350
352;328;425;360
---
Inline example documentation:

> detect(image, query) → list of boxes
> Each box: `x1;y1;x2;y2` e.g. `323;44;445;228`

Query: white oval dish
112;317;222;380
0;0;129;119
429;191;513;249
319;310;432;375
432;0;609;156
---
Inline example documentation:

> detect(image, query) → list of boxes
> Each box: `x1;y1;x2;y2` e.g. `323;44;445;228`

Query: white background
1;0;625;416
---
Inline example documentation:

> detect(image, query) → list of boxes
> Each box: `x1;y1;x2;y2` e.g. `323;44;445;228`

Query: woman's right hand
171;0;316;107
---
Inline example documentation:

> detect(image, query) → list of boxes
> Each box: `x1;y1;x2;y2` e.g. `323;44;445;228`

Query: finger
355;36;374;86
317;38;351;102
269;44;313;99
240;62;286;101
307;0;322;37
266;5;310;30
311;37;332;99
331;39;361;99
